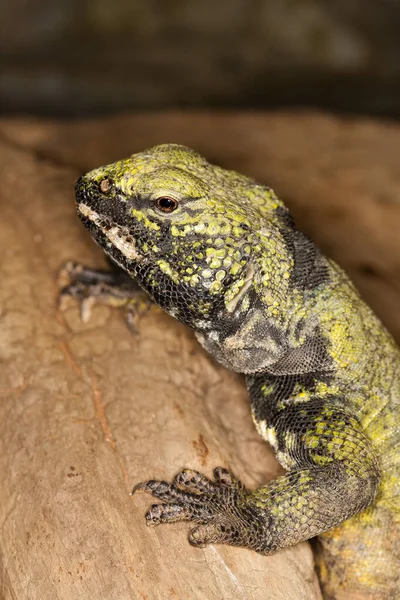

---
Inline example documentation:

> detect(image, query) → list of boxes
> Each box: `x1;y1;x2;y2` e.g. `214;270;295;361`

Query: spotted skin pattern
73;144;400;598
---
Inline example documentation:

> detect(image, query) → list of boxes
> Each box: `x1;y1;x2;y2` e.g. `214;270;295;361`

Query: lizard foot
132;468;267;550
58;260;155;329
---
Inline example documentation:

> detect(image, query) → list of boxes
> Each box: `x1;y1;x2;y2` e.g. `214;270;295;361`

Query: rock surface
0;110;400;599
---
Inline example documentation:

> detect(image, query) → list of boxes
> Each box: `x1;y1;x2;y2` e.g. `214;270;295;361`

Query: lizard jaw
78;202;143;262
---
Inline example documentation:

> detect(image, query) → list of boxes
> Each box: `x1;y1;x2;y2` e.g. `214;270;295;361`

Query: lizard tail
314;506;400;599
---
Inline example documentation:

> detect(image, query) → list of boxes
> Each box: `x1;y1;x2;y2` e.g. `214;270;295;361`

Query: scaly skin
72;144;400;598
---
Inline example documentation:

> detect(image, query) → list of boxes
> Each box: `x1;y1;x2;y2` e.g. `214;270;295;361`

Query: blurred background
1;0;400;118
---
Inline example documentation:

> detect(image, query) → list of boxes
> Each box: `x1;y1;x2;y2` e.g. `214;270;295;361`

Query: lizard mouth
78;202;142;262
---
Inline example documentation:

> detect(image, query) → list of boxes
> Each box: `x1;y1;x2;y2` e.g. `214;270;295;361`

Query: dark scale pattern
275;206;331;292
248;370;336;423
65;144;400;598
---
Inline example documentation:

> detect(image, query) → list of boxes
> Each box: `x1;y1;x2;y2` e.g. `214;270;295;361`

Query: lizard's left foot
132;468;268;550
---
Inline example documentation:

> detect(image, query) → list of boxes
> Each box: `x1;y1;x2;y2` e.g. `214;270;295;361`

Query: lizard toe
173;469;214;493
145;502;187;525
213;467;241;487
189;522;242;547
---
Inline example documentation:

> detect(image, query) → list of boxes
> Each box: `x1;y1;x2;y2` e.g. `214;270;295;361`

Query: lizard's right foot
58;260;155;328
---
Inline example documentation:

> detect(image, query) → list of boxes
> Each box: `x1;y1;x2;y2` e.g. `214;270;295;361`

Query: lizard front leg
133;373;381;554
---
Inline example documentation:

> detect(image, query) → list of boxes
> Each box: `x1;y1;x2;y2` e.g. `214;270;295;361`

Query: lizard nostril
100;178;111;193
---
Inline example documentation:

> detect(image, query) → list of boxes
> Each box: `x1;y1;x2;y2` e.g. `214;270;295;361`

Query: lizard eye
155;196;178;213
99;179;111;193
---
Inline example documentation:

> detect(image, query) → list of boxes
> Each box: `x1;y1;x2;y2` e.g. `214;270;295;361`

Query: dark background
1;0;400;118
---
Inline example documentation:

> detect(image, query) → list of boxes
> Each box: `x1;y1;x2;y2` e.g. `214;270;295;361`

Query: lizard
62;143;400;599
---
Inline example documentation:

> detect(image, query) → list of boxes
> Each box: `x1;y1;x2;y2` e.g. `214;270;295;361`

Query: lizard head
75;144;287;328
